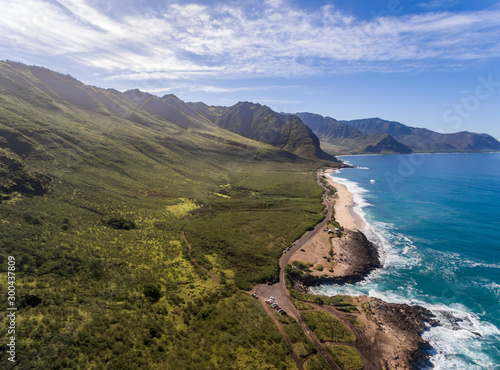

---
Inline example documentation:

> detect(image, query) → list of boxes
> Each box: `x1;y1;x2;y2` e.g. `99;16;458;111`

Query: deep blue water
312;153;500;369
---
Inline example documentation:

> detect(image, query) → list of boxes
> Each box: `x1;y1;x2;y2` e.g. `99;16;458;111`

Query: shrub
23;213;43;225
300;311;356;343
105;216;136;230
314;264;324;271
143;283;162;303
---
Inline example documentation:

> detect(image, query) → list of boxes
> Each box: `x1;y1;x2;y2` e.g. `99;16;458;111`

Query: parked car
280;310;287;316
265;300;271;304
252;293;258;299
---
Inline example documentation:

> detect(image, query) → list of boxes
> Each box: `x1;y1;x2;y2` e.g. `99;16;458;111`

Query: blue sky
1;0;499;138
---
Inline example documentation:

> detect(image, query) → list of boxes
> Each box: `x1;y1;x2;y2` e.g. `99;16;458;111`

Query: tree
143;283;162;303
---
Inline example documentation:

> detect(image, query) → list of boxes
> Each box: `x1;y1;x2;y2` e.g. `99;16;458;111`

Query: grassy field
326;345;364;370
290;297;314;311
274;312;317;359
300;311;356;343
289;290;359;313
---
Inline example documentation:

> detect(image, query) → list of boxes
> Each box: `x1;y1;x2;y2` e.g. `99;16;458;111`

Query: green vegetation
301;311;356;343
0;62;339;368
326;345;364;370
105;216;137;230
273;312;316;359
184;167;326;290
290;297;314;311
319;175;337;195
143;283;162;302
361;302;379;327
285;262;318;284
303;353;331;370
289;290;359;313
314;264;324;271
346;317;364;328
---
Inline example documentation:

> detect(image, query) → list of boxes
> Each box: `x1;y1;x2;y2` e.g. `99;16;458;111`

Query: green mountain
341;117;500;153
185;102;336;160
0;61;338;368
296;112;412;155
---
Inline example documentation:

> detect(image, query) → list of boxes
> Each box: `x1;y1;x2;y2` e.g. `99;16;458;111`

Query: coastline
322;168;366;231
286;167;436;369
289;169;379;284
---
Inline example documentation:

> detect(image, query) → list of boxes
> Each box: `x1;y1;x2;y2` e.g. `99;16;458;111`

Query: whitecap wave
314;283;500;369
428;250;500;270
421;304;500;370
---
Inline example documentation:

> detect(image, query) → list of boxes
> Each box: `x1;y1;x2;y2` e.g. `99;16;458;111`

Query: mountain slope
186;102;336;160
1;61;336;162
342;118;500;153
296;112;412;155
209;103;336;160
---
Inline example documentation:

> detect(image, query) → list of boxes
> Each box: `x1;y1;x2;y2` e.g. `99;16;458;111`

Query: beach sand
322;169;365;231
288;170;378;281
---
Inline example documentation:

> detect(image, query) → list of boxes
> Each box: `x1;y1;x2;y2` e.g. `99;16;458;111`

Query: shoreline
285;167;436;369
322;168;366;231
288;169;379;284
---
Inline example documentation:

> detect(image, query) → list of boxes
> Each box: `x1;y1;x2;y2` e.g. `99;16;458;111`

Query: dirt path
181;230;221;285
261;301;304;370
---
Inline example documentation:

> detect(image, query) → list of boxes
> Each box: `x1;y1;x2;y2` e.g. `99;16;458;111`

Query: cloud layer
2;0;500;81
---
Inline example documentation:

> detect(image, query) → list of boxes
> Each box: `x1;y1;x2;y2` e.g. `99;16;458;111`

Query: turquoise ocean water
312;153;500;369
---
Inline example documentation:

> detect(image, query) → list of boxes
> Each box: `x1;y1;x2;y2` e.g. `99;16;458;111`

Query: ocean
311;152;500;369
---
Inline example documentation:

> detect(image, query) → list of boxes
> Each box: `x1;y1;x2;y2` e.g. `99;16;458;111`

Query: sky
1;0;499;138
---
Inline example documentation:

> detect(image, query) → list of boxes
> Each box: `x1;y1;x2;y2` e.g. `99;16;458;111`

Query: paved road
184;170;339;368
254;171;340;369
279;173;333;277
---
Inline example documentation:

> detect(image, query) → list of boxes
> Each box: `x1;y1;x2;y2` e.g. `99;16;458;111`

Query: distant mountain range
296;112;500;155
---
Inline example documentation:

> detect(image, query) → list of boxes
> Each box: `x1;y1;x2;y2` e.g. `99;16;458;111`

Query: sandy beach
288;169;379;282
321;169;366;231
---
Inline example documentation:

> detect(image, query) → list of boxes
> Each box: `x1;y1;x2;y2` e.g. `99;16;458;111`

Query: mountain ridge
0;61;337;163
296;112;413;155
297;112;500;155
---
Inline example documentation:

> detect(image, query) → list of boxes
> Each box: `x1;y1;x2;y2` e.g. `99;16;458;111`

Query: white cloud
418;0;461;10
179;84;301;93
1;0;500;80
